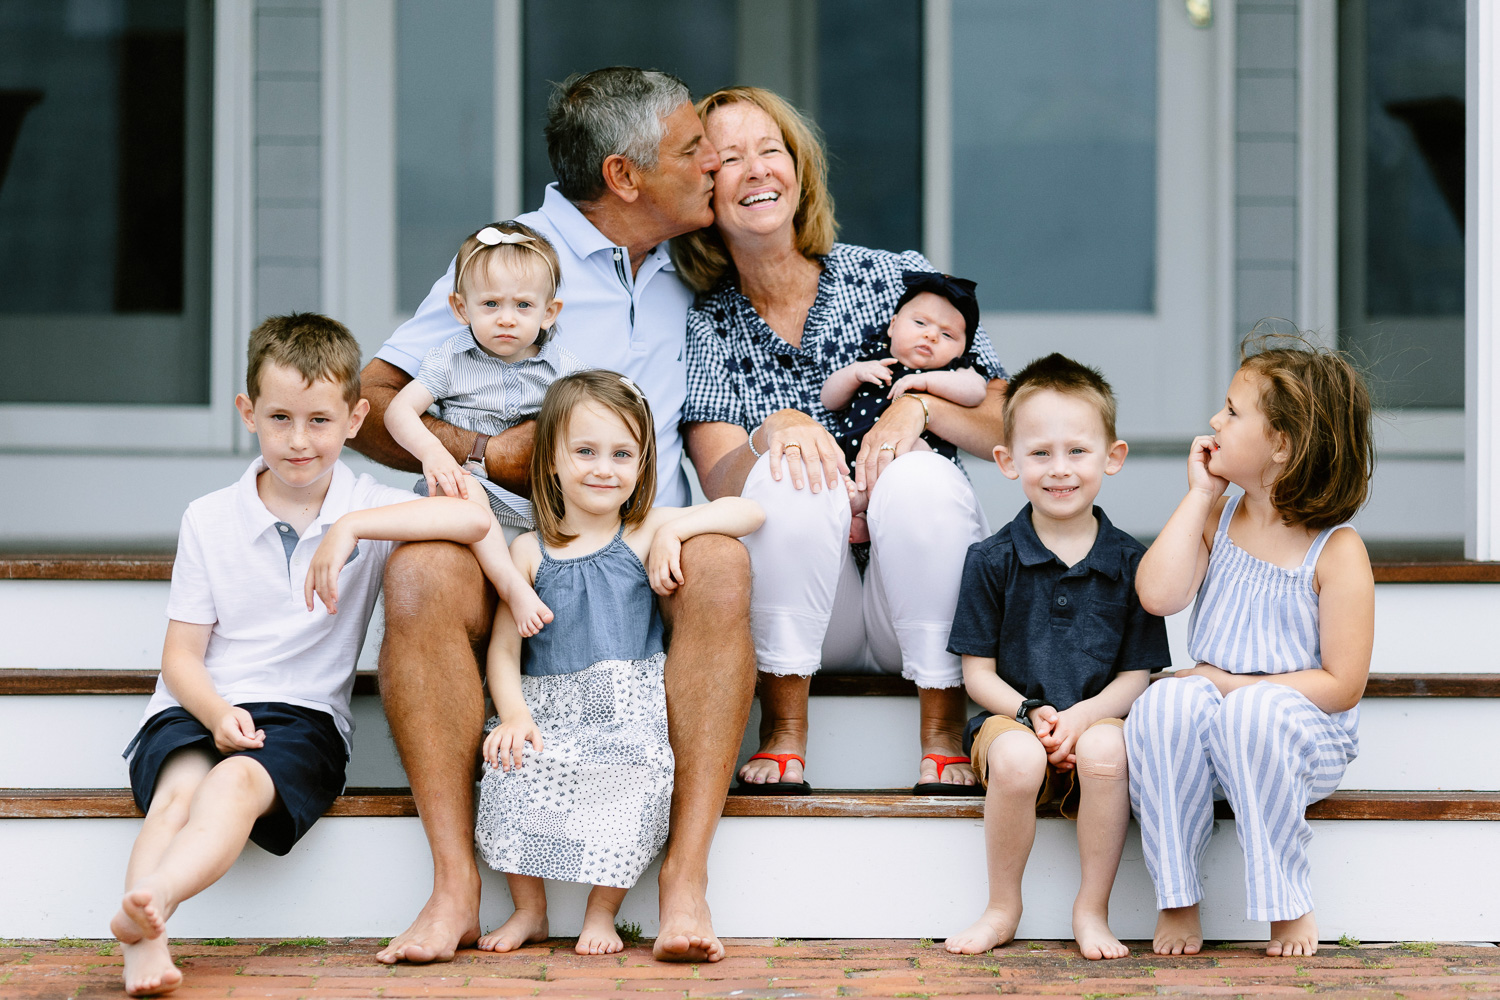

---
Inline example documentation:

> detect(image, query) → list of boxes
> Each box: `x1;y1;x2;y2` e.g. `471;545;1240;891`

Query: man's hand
213;705;265;755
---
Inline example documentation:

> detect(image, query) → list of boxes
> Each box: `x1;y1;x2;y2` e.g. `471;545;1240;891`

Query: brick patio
2;938;1496;999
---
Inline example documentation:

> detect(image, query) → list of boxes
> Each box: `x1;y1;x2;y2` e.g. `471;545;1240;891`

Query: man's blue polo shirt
377;184;692;506
947;503;1170;711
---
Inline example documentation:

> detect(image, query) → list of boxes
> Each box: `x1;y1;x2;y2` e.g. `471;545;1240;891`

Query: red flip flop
735;752;812;796
913;753;982;796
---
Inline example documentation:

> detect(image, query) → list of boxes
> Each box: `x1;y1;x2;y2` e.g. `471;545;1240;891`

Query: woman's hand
852;394;926;495
760;409;847;493
483;715;544;772
1187;434;1231;501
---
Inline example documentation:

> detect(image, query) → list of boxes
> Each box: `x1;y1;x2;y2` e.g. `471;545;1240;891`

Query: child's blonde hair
1239;328;1374;530
531;370;658;547
453;221;563;345
246;312;362;406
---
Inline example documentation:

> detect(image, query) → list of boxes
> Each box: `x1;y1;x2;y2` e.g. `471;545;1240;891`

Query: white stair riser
2;694;1491;791
0;815;1493;941
6;579;1495;675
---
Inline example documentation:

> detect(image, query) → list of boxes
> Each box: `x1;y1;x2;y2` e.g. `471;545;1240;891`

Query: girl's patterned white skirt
476;652;673;888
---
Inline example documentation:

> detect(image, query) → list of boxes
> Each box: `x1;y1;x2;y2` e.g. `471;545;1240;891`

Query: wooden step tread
3;668;1496;699
4;787;1498;821
4;552;1498;583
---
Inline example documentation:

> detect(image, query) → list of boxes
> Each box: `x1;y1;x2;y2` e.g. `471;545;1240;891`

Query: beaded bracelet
746;421;765;458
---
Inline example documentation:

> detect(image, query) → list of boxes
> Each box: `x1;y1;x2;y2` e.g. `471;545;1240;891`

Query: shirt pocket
1077;600;1129;666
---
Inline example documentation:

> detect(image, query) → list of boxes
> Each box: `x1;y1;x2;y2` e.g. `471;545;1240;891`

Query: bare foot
1152;905;1203;956
113;887;166;942
653;892;724;963
477;907;549;953
376;888;481;964
1268;912;1318;957
575;905;624;955
1073;904;1129;960
944;905;1021;954
120;934;181;996
848;512;870;544
737;747;806;786
510;591;554;638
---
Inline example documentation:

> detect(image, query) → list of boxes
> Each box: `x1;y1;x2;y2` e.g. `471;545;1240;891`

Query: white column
1468;0;1500;560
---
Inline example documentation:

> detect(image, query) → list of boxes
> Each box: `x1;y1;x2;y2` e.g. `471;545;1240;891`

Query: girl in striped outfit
1128;338;1374;959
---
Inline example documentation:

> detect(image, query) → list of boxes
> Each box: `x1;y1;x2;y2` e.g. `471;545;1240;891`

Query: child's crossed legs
946;717;1130;959
112;748;278;996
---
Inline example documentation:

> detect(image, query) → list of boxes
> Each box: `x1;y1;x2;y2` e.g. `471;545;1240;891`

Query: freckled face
236;362;365;493
886;292;967;370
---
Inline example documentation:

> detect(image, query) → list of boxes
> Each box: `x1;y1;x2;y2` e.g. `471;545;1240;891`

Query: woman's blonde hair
670;86;838;292
530;370;658;547
1238;327;1374;530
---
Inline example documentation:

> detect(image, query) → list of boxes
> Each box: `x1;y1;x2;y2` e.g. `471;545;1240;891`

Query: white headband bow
457;226;558;292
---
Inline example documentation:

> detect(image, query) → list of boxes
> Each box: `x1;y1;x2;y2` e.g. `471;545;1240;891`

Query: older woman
677;87;1008;793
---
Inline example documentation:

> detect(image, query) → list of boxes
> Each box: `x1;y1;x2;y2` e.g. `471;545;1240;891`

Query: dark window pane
1339;0;1464;408
0;0;210;404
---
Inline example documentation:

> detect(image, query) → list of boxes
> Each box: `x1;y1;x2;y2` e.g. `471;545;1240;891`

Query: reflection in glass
1339;0;1463;408
0;0;210;404
396;0;495;314
951;0;1157;312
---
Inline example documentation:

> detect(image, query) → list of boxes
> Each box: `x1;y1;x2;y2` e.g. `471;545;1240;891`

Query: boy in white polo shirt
110;314;493;997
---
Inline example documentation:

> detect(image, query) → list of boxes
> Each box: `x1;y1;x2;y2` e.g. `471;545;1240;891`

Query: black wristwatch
1016;698;1051;731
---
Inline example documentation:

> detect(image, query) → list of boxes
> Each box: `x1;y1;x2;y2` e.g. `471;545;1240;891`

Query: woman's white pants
740;451;988;689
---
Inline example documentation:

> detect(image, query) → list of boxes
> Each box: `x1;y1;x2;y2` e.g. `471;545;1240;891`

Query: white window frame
0;0;248;454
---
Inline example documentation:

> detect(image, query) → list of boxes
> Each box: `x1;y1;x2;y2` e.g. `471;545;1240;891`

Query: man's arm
350;358;535;495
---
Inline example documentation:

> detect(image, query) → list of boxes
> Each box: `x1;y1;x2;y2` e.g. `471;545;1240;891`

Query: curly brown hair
1239;332;1374;530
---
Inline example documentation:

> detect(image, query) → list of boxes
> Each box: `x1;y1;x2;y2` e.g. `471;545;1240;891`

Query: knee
867;452;965;515
1075;724;1127;778
679;534;750;601
743;463;848;539
986;734;1047;794
145;777;199;827
383;540;491;635
1215;683;1303;747
208;754;272;798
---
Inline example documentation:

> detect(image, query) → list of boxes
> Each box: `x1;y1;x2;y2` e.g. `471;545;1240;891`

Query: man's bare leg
375;541;494;965
737;673;810;786
654;534;756;963
918;686;976;786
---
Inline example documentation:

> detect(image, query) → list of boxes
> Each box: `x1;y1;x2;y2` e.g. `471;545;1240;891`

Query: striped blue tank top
1187;494;1359;734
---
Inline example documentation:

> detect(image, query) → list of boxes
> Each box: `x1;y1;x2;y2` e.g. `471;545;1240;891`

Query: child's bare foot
944;905;1021;954
576;905;625;955
120;934;181;997
1152;905;1203;956
1073;904;1129;960
509;591;554;638
849;512;870;544
477;907;548;952
112;888;166;942
1267;912;1318;957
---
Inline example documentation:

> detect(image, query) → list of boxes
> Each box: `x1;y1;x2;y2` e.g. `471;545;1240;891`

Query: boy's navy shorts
125;702;347;856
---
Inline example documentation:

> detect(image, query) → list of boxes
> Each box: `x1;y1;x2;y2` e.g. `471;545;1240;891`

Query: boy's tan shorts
969;716;1125;820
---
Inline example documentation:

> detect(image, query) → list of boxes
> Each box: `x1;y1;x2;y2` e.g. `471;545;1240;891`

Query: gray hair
545;67;692;203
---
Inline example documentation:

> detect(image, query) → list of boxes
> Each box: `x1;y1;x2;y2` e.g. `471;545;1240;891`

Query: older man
349;68;754;965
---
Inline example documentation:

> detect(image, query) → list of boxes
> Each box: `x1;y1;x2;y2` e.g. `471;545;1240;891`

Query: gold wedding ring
783;443;802;451
879;443;897;453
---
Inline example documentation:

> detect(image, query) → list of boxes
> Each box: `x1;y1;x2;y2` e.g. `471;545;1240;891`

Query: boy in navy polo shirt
943;354;1170;960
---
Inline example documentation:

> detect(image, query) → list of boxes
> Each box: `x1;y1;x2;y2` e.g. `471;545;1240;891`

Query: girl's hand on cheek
1187;434;1231;499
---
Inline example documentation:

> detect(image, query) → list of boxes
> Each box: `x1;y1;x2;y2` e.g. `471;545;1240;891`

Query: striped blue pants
1125;675;1358;921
